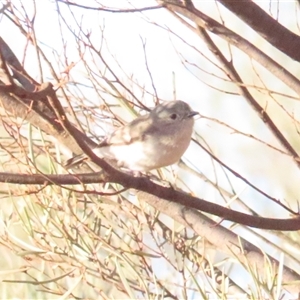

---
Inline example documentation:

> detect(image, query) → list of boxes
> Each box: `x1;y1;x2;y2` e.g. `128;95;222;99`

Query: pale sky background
1;1;300;296
1;0;300;222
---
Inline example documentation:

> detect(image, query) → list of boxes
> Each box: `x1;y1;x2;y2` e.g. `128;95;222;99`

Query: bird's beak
188;111;199;118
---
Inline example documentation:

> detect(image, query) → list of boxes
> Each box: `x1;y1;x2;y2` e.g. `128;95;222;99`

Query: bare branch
1;171;300;231
217;0;300;62
57;0;163;13
161;2;300;97
163;2;300;168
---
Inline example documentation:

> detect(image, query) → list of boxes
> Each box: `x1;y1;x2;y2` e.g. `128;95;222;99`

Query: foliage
0;0;300;298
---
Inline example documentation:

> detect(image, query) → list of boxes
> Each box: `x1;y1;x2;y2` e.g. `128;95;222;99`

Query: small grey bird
64;100;198;172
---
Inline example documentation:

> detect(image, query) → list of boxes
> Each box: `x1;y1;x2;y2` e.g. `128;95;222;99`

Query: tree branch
1;171;300;231
162;2;300;168
217;0;300;62
140;192;300;293
161;2;300;97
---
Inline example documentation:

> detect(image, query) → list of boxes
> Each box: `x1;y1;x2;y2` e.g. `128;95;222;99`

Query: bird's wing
98;114;154;147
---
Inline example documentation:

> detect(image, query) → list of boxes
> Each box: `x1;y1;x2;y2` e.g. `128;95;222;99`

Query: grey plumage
64;100;198;171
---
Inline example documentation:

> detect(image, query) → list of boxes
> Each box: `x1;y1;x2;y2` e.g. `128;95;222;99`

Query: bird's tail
64;153;87;169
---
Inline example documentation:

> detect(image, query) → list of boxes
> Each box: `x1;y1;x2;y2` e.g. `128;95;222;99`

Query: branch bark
1;171;300;231
140;192;300;293
217;0;300;62
161;1;300;169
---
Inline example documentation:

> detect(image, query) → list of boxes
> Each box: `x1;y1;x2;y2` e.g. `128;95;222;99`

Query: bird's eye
170;113;178;120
